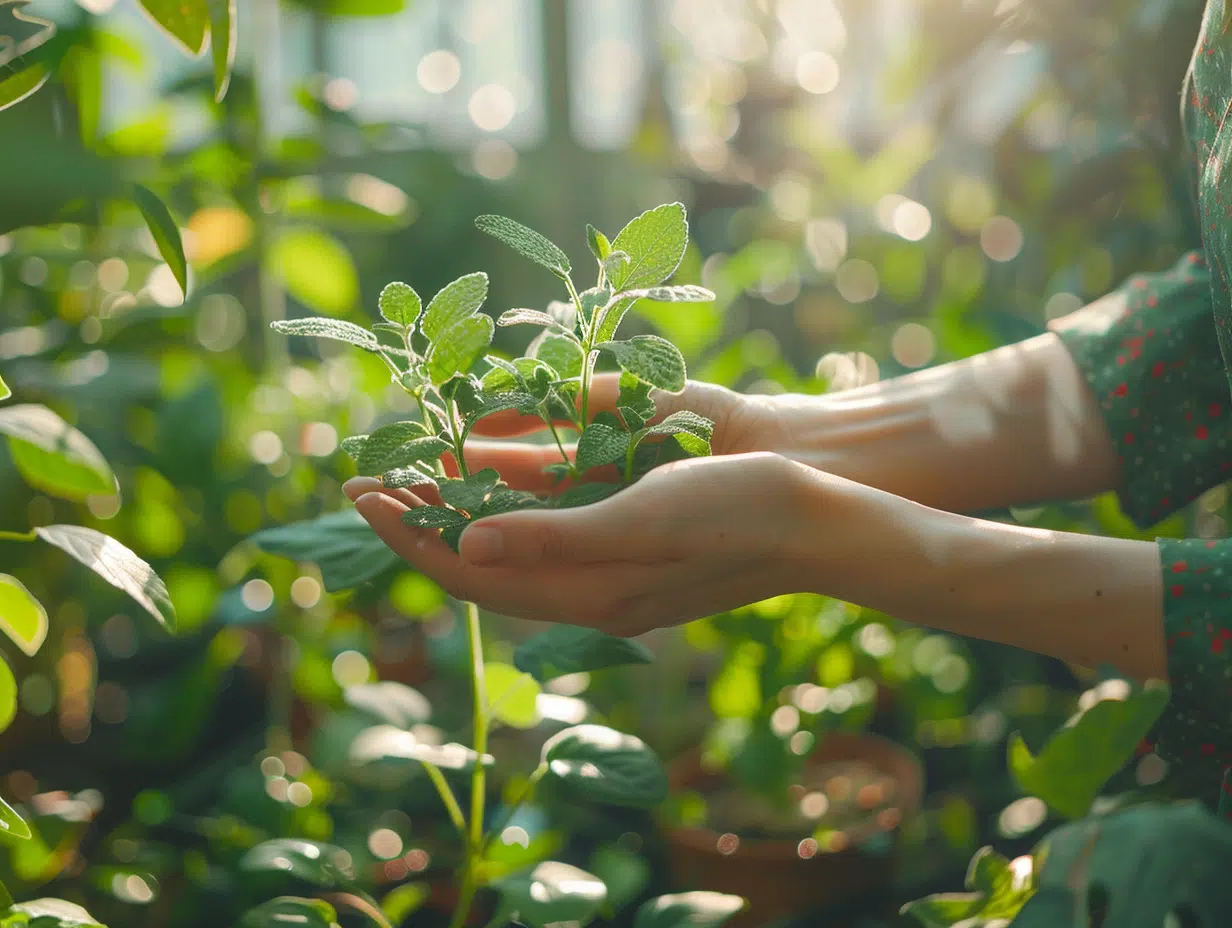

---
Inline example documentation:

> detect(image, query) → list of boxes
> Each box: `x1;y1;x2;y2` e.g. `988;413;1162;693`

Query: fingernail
461;525;505;565
344;477;382;499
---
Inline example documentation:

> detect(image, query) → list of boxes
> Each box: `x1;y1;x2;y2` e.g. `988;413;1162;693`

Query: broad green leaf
541;724;668;808
476;214;571;278
343;421;429;466
239;897;337;928
498;308;571;332
427;315;494;384
590;846;650;915
515;626;653;682
586;224;611;262
359;433;449;477
271;317;379;351
138;0;209;54
634;893;747;928
0;2;55;113
0;573;47;657
35;526;175;631
484;662;541;729
0;58;47;111
133;183;188;297
0;374;10;401
551;483;622;509
289;0;405;16
438;469;500;513
602;251;630;283
579;285;612;325
0;404;115;500
382;465;438;489
619;285;715;303
270;228;359;316
616;372;656;430
608;203;689;291
576;419;630;473
475;487;542;518
900;847;1034;928
530;331;584;380
646;410;713;441
7;898;103;926
0;793;30;841
1008;679;1169;819
490;862;607;928
349;724;491;771
240;839;354;890
598;336;687;393
403;506;468;531
421;272;489;342
0;657;15;732
381;883;430;925
379;281;422;328
594;296;637;344
482;357;555;395
250;509;400;592
207;0;235;102
344;681;431;729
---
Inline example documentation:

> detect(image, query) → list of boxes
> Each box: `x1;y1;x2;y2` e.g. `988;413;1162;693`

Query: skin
345;301;1168;684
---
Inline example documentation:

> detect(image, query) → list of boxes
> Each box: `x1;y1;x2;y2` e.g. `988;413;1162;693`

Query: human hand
343;452;830;636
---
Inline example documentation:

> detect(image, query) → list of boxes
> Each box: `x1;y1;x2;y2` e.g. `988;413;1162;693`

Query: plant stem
448;599;488;928
423;763;467;837
450;401;470;479
563;277;595;428
0;529;36;543
480;763;548;856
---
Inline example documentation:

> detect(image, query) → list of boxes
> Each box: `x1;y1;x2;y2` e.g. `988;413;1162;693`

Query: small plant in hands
271;204;742;928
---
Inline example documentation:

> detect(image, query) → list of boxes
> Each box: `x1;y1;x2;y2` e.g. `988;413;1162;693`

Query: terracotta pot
664;732;923;928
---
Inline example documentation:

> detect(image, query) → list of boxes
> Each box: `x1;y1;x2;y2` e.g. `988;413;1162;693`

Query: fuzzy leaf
379;281;422;327
498;308;571;332
608;203;688;291
530;331;584;380
251;510;399;592
515;626;653;682
207;0;236;102
634;893;746;928
646;410;714;443
552;483;622;509
579;284;612;325
576;419;630;473
491;862;607;928
542;724;668;808
586;224;611;262
0;573;47;657
439;469;501;513
462;392;542;433
403;507;469;531
421;272;489;342
344;681;431;729
602;250;630;283
132;183;188;297
362;435;450;477
482;357;555;396
616;372;656;430
594;296;637;344
0;403;115;500
383;466;438;489
351;421;429;470
35;525;175;630
427;315;494;384
476;214;571;277
476;488;543;518
271;317;379;351
619;284;715;304
598;336;687;393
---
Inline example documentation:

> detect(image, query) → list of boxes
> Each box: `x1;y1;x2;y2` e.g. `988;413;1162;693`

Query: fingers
343;476;443;508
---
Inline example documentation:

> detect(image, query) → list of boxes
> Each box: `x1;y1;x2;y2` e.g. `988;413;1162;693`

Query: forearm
791;469;1167;682
778;330;1122;514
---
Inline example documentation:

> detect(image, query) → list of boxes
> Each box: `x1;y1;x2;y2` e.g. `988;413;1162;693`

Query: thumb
458;506;624;568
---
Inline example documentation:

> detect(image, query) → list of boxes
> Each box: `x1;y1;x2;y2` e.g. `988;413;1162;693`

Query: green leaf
240;839;354;890
498;308;572;332
551;483;622;509
476;214;572;278
618;285;715;303
270;228;359;316
379;281;422;328
421;272;489;343
359;433;450;477
239;897;337;928
0;658;15;733
344;681;431;729
403;506;469;531
484;662;542;729
461;392;542;435
271;317;379;351
288;0;405;14
530;331;584;381
590;846;650;915
481;357;556;396
541;724;668;808
138;0;209;54
1008;679;1169;819
0;793;30;841
0;2;55;113
349;724;491;771
0;374;9;401
0;57;47;111
207;0;236;102
490;862;607;928
382;465;438;490
616;372;655;431
602;251;630;284
250;509;400;592
6;898;103;926
427;315;494;384
35;526;175;631
645;411;714;457
608;203;689;291
576;418;630;473
475;487;543;518
586;224;611;262
0;573;47;658
634;893;747;928
594;296;637;344
343;421;429;466
0;404;115;500
515;626;653;682
900;847;1034;928
438;469;501;513
598;336;687;393
579;285;612;325
381;883;429;925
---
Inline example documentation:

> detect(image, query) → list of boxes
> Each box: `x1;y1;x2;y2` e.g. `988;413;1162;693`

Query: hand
343;453;825;636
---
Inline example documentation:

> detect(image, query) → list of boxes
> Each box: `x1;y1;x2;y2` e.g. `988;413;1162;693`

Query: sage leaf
240;897;337;928
481;357;555;395
360;434;450;477
579;284;612;325
379;281;422;328
438;469;501;513
616;372;655;430
7;898;103;926
498;308;571;332
491;862;607;928
133;183;188;297
598;336;687;393
421;272;488;342
0;792;30;841
402;506;469;532
608;202;688;291
461;392;542;437
476;214;571;278
484;662;542;729
138;0;209;54
350;421;428;468
594;296;636;344
382;465;438;489
530;331;584;380
344;681;431;729
0;403;115;499
350;724;491;771
551;483;622;509
646;410;714;456
634;894;746;928
35;525;175;631
427;314;494;384
541;724;669;808
586;224;611;262
207;0;236;102
271;317;380;351
618;284;715;303
0;573;47;657
576;419;630;472
475;487;543;518
251;510;400;592
515;626;653;682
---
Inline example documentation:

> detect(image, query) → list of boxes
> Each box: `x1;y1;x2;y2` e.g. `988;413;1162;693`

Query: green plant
269;204;731;927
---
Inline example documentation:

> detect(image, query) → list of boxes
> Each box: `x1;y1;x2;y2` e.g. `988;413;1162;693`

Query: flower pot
664;732;923;928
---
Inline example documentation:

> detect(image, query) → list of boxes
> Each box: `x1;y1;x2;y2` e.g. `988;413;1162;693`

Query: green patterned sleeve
1049;252;1232;527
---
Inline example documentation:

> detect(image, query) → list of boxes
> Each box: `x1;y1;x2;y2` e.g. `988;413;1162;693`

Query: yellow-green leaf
484;662;541;729
0;657;16;732
0;1;54;112
133;183;188;298
0;404;115;500
271;227;359;316
207;0;236;102
137;0;209;55
0;792;30;840
0;373;10;401
0;574;47;658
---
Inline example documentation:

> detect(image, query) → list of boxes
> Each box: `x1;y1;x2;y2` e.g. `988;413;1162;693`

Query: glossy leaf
0;1;55;113
598;336;687;393
541;724;668;808
590;846;651;915
133;183;188;297
344;681;431;729
240;839;354;890
421;272;489;342
239;897;337;928
0;657;15;733
900;847;1034;928
35;526;175;630
490;861;607;928
6;898;103;926
484;662;541;729
0;404;115;500
250;509;401;592
586;223;611;262
476;214;571;277
0;374;8;401
270;317;378;350
0;572;47;657
427;315;494;384
0;793;30;840
634;893;747;928
349;724;491;771
138;0;209;54
608;202;688;291
515;626;653;682
379;281;422;328
207;0;236;101
270;228;359;316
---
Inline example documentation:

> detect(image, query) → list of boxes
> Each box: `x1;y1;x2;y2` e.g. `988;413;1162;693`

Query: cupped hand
343;452;821;636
